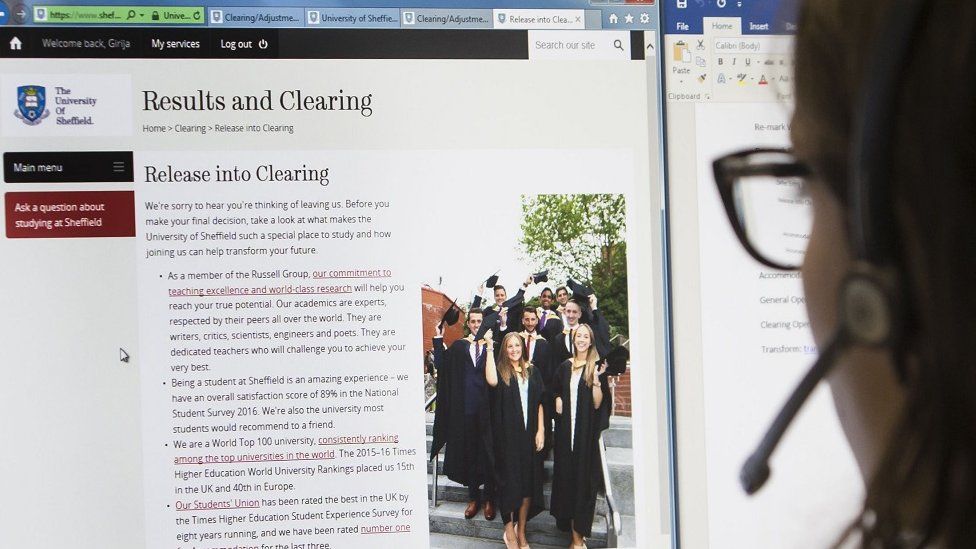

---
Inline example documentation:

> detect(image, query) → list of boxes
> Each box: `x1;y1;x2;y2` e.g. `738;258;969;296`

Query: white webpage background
134;148;641;548
694;102;862;548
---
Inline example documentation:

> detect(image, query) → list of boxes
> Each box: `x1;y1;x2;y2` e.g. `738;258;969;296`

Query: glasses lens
731;158;811;269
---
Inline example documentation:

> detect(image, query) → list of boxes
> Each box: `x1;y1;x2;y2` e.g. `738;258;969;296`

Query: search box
528;30;631;60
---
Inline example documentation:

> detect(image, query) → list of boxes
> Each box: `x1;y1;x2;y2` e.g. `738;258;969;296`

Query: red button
5;190;135;238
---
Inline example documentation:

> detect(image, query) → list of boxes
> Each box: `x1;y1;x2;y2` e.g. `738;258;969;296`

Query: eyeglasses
712;148;814;270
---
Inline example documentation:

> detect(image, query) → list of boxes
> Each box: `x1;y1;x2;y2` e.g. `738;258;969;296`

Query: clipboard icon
673;40;691;63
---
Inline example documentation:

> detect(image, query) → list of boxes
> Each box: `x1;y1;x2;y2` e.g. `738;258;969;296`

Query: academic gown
549;359;611;537
550;324;576;371
430;337;495;487
484;288;525;338
524;334;553;395
522;333;556;450
552;310;627;411
537;309;564;342
491;365;545;523
587;310;630;413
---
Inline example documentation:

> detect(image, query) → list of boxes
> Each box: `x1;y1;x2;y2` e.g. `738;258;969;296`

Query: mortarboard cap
566;278;594;297
471;295;483;309
486;271;500;288
603;346;630;376
475;310;500;340
532;270;549;284
440;299;461;327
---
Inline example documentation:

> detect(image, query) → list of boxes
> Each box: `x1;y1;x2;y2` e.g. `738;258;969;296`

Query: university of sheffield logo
16;85;50;125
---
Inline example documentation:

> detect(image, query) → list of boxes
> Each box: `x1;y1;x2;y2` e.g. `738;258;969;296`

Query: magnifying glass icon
126;9;136;20
613;39;624;51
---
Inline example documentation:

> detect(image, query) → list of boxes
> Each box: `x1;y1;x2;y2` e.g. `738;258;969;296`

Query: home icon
608;13;618;24
10;36;22;50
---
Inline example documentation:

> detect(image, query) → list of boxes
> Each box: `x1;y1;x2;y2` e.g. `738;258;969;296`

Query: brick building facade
611;369;632;417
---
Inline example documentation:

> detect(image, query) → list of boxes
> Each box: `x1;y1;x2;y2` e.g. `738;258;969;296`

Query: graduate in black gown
520;307;557;458
554;285;571;325
536;287;564;342
483;276;531;339
430;308;498;521
552;287;629;404
550;294;586;368
550;323;611;549
485;331;545;549
519;309;551;382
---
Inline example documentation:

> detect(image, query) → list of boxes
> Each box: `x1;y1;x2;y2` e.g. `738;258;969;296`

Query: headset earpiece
838;262;902;348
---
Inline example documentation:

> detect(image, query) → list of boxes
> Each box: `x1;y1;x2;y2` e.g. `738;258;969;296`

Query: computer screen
0;2;673;548
662;1;862;547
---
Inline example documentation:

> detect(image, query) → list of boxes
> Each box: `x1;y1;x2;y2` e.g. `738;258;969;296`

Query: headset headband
850;0;929;263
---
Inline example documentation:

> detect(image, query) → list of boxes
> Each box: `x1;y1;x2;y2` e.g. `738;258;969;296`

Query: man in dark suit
430;309;498;521
519;308;551;377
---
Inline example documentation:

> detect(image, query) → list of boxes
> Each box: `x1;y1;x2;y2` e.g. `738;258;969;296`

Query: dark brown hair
794;1;976;545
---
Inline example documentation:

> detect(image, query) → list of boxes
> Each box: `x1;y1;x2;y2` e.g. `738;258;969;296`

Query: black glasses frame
712;147;813;271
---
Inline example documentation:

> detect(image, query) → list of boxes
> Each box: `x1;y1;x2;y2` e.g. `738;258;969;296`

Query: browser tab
398;9;492;29
205;7;303;28
305;8;400;29
492;9;585;30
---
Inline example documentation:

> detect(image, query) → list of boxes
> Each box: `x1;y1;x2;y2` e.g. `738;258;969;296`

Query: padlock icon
151;11;160;20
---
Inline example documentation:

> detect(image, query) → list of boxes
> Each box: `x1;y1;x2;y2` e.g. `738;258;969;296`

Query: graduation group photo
420;193;636;548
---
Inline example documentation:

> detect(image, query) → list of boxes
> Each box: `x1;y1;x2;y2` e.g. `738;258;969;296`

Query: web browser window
663;1;863;547
0;2;671;548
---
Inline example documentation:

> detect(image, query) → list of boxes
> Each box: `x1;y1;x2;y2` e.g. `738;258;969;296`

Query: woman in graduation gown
485;331;546;549
550;323;610;549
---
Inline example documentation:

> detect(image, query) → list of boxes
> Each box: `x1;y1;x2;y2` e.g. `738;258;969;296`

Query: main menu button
4;151;134;183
